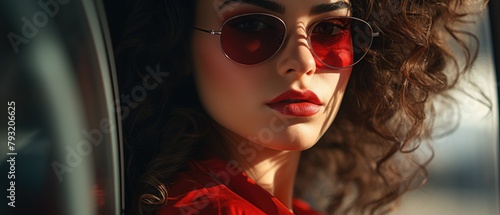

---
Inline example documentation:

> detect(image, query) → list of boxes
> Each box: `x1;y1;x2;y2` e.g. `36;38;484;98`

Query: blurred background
0;0;498;215
393;5;500;215
0;0;121;214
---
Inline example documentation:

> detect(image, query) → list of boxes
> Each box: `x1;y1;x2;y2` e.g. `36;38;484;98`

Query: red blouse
157;158;322;215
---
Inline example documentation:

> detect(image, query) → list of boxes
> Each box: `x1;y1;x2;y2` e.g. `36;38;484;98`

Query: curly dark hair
114;0;487;214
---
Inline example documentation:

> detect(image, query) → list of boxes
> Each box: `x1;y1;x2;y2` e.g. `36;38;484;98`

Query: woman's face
192;0;352;151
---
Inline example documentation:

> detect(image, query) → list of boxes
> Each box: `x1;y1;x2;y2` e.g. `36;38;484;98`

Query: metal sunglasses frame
194;13;380;69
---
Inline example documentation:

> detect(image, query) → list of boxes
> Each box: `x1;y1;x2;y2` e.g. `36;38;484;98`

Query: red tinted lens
220;14;285;65
310;17;372;68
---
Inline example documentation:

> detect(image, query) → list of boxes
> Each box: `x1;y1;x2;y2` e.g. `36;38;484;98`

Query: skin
192;0;352;210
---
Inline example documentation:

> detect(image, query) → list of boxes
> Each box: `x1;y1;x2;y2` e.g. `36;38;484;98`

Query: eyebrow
310;1;351;15
219;1;351;15
218;0;285;14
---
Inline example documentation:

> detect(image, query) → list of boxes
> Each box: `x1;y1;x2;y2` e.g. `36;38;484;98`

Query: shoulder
158;195;266;215
293;199;323;215
157;161;266;215
157;180;266;215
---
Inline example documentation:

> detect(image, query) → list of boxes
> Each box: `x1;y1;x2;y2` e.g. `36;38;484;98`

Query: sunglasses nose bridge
285;27;328;69
291;24;309;42
276;29;317;76
283;25;313;52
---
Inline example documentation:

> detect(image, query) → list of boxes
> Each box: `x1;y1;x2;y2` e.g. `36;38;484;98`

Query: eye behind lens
220;13;287;65
309;17;375;69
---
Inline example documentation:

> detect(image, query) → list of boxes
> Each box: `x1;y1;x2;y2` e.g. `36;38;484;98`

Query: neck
242;149;301;210
220;135;301;210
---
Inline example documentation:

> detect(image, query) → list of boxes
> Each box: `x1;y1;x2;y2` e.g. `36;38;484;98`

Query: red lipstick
266;90;322;117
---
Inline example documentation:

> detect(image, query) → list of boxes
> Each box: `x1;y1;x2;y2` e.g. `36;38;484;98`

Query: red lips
266;90;322;117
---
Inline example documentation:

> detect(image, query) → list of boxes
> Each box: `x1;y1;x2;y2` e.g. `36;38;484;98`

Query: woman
115;0;488;214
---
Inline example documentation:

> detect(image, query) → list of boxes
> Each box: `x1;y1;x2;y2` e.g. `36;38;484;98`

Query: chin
240;122;326;152
254;135;319;151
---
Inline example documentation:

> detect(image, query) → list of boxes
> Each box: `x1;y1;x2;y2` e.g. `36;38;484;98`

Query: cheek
192;34;234;94
316;70;352;135
191;34;259;129
193;37;242;99
191;32;272;109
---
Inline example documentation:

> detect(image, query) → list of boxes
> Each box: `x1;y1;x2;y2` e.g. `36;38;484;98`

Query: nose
276;27;317;79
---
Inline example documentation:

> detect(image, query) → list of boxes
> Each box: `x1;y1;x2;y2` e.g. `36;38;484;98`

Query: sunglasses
194;13;378;68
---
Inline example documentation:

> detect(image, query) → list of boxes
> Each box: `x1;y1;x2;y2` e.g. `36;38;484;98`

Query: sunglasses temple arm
368;21;382;38
193;27;222;35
